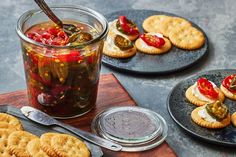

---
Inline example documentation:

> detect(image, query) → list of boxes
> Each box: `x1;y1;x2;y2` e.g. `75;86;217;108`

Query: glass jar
16;5;108;119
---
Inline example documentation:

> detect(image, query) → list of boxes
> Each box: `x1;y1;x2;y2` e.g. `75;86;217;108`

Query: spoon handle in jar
34;0;63;28
56;122;122;151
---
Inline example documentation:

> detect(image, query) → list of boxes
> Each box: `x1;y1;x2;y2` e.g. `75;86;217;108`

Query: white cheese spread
198;107;217;122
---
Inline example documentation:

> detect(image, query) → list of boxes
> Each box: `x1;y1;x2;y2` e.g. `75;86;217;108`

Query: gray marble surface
0;0;236;156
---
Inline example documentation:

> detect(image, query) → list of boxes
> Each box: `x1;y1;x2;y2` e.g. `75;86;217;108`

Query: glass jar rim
16;5;108;49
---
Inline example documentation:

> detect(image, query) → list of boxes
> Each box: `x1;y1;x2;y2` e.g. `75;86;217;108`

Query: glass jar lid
91;106;168;152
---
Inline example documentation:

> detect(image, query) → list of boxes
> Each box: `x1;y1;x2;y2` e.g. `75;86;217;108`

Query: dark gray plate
167;69;236;146
102;10;208;74
0;105;103;157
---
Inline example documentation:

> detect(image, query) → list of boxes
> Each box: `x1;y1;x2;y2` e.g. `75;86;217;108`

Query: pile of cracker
143;15;205;50
0;113;90;157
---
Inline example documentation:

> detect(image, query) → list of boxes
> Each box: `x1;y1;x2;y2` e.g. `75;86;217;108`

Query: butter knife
21;106;122;151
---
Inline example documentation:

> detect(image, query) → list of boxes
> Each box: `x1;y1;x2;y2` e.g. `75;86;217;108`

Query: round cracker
0;113;23;131
135;35;172;54
191;106;230;129
0;122;21;131
185;85;225;106
159;17;192;37
8;131;38;157
220;84;236;100
231;112;236;127
142;15;171;33
26;138;49;157
40;132;62;157
0;129;15;157
103;36;137;58
109;19;139;41
169;26;205;50
51;134;90;157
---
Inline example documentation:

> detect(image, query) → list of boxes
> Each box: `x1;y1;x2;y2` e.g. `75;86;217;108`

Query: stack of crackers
0;113;90;157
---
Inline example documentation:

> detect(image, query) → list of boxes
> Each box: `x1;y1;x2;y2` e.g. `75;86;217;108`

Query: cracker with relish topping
185;85;225;106
191;106;230;129
220;75;236;100
220;85;236;100
109;19;139;41
103;34;137;58
135;33;172;54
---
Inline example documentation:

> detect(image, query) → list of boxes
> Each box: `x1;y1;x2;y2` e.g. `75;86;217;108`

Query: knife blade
21;106;122;151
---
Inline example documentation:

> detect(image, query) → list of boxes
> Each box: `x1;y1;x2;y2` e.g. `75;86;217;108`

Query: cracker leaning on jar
185;77;225;106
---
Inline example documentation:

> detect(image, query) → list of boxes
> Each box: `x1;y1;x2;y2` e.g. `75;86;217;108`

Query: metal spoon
34;0;80;36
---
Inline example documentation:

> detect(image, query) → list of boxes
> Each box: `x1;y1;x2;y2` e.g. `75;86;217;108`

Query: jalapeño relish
116;16;139;35
140;34;165;48
197;78;219;100
114;35;133;50
222;74;236;93
23;21;102;118
206;101;228;121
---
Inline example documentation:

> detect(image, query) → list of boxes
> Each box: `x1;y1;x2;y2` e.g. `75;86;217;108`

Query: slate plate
0;105;103;157
102;9;208;74
167;69;236;146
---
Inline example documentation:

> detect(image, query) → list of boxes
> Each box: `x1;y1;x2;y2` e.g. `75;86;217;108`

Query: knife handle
56;122;122;151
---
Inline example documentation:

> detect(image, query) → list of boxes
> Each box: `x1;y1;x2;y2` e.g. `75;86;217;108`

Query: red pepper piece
27;53;39;65
222;74;236;94
51;37;66;46
57;31;68;40
26;32;39;39
54;50;83;63
41;32;52;40
140;34;165;48
47;27;61;36
118;16;139;35
197;78;219;99
27;26;70;46
87;54;95;64
27;32;45;44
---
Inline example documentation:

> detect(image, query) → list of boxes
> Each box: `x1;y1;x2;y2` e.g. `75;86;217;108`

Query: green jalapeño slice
114;35;133;50
206;101;229;121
